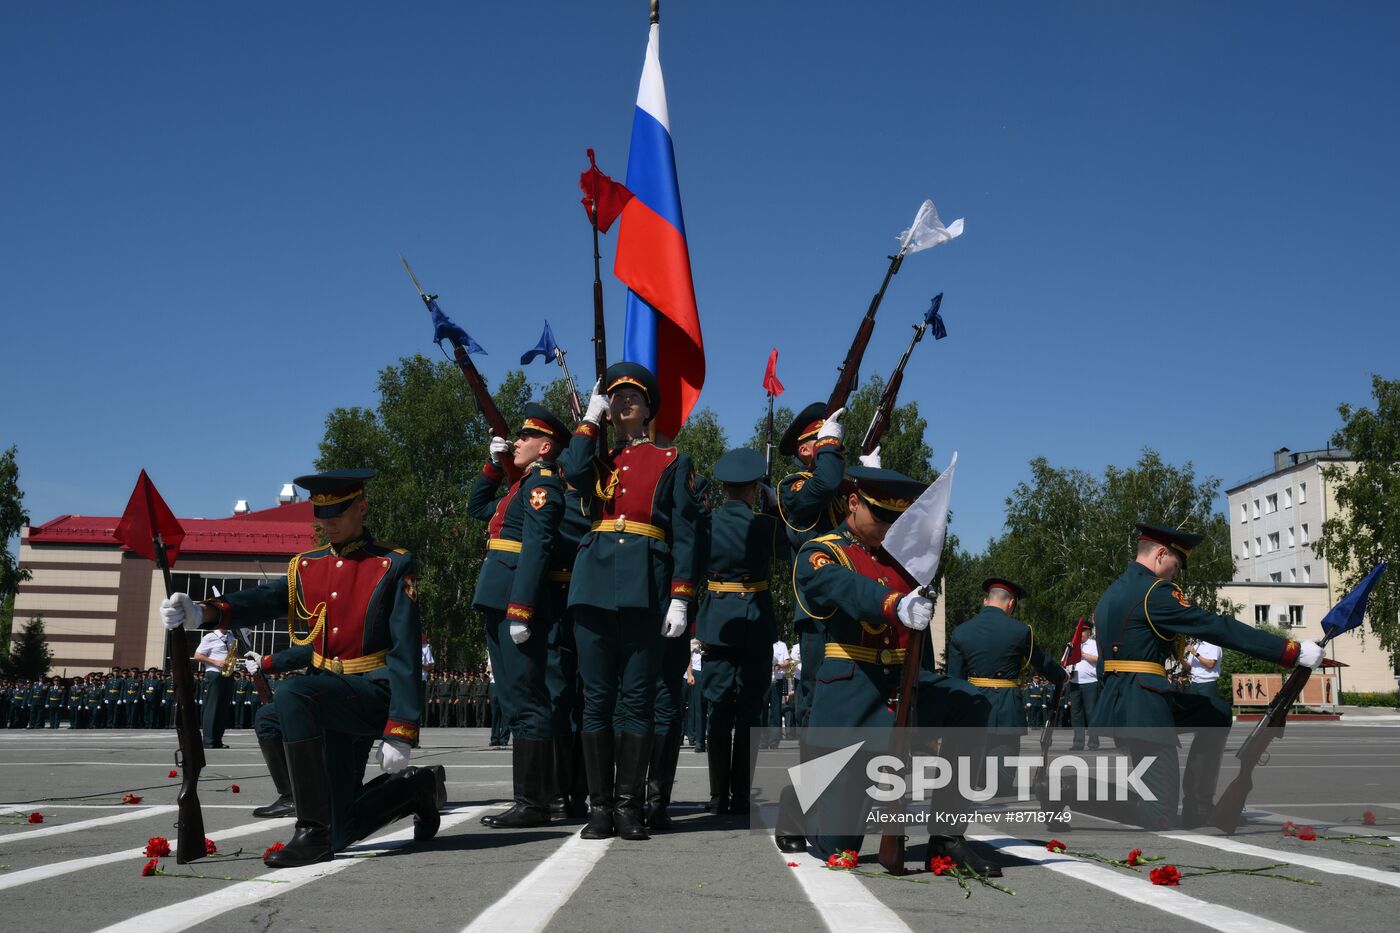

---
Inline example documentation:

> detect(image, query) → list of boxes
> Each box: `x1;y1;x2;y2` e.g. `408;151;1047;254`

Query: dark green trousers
482;608;555;740
573;606;663;735
201;673;233;746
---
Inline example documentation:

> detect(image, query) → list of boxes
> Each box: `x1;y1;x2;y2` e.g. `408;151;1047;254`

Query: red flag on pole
113;470;186;565
579;149;634;234
1061;617;1087;667
762;348;784;397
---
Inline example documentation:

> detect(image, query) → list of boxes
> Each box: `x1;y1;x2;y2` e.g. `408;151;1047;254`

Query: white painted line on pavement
461;832;614;933
970;834;1305;933
95;805;491;933
1162;831;1400;890
780;848;913;933
0;805;177;843
0;817;295;891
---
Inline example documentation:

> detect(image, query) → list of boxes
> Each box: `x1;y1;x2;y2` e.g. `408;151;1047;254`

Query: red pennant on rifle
113;470;186;565
579;148;634;234
1062;617;1087;667
762;348;785;397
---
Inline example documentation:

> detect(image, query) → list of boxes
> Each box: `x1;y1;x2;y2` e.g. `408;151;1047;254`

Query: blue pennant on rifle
925;293;947;340
520;321;559;365
430;300;485;355
1320;562;1387;639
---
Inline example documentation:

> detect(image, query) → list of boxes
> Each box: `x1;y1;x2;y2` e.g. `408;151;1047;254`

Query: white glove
242;651;260;675
896;592;933;631
509;620;530;644
159;593;201;631
662;598;688;638
859;446;882;468
489;436;511;464
817;407;845;444
583;378;609;425
1297;640;1325;668
376;737;411;774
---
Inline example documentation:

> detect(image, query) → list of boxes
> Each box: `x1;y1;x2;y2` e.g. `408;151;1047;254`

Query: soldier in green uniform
233;673;252;730
1089;523;1326;829
698;449;791;815
468;403;570;829
560;363;702;841
159;469;443;866
779;467;997;875
161;671;177;729
545;480;592;819
45;676;66;728
26;677;46;729
120;668;141;728
947;578;1065;793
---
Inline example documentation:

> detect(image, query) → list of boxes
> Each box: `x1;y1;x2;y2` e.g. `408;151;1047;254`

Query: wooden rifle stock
878;614;926;875
828;252;904;414
230;626;273;705
1211;656;1319;834
450;342;523;484
154;539;206;864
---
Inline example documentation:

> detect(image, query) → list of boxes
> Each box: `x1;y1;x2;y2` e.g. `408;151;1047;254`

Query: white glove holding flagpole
898;198;964;255
896;593;933;631
583;378;609;425
489;436;511;464
160;593;201;631
859;446;882;469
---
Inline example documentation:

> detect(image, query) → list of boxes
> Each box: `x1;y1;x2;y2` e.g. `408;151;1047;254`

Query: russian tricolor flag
614;21;704;439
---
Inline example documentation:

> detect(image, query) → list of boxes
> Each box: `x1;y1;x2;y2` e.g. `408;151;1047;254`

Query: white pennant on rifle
882;452;957;589
897;198;964;255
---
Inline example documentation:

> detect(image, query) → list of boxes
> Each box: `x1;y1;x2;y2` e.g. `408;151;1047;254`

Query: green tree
1315;375;1400;653
7;617;52;679
673;407;729;498
1;445;31;649
996;449;1236;660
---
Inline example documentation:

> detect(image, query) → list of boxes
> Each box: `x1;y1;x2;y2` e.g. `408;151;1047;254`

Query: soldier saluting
159;470;443;866
561;362;702;841
1089;523;1325;829
468;403;571;829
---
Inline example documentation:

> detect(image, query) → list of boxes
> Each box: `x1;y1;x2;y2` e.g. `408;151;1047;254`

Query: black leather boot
644;728;683;831
348;766;441;844
613;732;652;840
705;727;732;814
265;737;333;867
579;731;616;839
554;733;589;818
490;738;552;829
728;721;756;816
774;784;806;853
252;734;295;818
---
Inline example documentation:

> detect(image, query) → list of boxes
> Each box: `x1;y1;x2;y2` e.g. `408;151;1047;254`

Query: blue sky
3;2;1398;555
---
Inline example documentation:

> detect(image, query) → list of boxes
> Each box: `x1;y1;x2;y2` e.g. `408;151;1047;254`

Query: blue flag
924;293;947;340
429;299;485;355
1320;562;1387;639
521;321;559;365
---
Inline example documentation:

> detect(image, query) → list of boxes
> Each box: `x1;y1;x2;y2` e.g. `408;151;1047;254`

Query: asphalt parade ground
3;721;1399;933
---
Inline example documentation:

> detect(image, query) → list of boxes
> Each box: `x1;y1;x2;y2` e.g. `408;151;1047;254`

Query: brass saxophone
220;634;239;678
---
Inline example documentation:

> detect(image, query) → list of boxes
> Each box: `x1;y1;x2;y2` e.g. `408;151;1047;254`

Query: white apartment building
1221;447;1396;694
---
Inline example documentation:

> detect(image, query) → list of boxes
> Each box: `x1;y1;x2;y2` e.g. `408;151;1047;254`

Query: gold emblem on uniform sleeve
529;488;548;510
404;575;418;602
790;479;806;492
1173;587;1191;607
808;551;834;571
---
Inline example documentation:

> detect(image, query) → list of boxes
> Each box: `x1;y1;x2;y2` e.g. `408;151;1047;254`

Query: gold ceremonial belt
707;580;769;593
826;643;905;666
968;677;1019;688
591;518;666;541
488;539;523;553
547;570;573;582
1103;660;1168;677
312;650;388;675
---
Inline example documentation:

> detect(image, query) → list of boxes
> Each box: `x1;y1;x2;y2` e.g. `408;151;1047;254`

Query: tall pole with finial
651;0;659;26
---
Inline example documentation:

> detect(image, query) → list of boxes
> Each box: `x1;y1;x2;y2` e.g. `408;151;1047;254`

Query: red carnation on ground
928;855;958;876
1282;821;1298;836
1150;865;1181;886
1046;839;1067;853
1298;826;1317;841
263;842;286;861
825;849;859;869
1127;848;1144;867
230;784;240;794
205;837;218;855
141;858;160;877
168;770;178;778
145;836;171;858
27;811;44;824
123;793;143;805
1363;811;1377;826
786;861;800;868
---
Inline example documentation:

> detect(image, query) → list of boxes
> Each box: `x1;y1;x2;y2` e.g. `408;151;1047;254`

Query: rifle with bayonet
827;251;903;415
860;294;943;455
211;585;273;705
400;255;522;483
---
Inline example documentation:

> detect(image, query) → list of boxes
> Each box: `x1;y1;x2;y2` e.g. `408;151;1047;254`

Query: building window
1301;523;1309;545
1240;503;1249;523
1298;482;1307;504
1287;527;1295;547
1241;541;1250;559
170;572;291;657
1289;568;1297;583
1266;493;1278;514
1288;605;1305;627
1253;499;1261;519
1269;572;1283;582
1255;604;1271;624
1256;537;1263;555
1303;565;1311;583
1284;487;1292;509
1268;532;1280;552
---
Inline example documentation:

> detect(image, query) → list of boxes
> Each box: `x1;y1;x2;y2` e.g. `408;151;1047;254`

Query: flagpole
651;0;659;26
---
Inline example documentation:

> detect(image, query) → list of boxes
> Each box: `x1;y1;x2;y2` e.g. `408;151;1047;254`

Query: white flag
897;198;964;255
881;452;957;588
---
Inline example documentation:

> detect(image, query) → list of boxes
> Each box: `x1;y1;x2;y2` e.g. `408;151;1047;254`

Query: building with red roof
14;498;320;675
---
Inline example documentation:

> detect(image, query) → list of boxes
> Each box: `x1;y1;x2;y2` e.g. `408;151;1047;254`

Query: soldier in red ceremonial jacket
560;362;703;841
160;470;443;867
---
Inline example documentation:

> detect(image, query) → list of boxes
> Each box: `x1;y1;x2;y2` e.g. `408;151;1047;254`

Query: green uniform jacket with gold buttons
467;459;565;627
777;437;846;632
947;606;1065;733
698;500;791;648
1090;562;1300;732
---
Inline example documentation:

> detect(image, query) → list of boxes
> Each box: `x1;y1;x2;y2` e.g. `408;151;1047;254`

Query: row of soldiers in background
422;669;506;741
0;669;289;730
